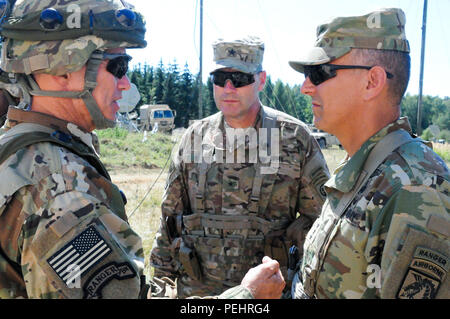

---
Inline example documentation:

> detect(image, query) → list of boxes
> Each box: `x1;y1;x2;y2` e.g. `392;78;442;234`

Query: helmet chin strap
21;51;116;129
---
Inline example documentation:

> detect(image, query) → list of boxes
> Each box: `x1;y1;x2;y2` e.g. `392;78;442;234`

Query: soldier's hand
240;256;285;299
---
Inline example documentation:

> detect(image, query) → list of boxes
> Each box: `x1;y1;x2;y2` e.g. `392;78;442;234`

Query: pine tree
177;63;195;127
204;77;217;117
152;59;165;104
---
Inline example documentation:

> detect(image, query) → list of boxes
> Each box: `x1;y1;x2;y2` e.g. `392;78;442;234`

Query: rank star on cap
227;48;237;57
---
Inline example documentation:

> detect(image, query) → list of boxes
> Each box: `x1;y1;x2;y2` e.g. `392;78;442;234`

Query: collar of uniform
6;107;98;154
219;106;262;152
325;117;412;193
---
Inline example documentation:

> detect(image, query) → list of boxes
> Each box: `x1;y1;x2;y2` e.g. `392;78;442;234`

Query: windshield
153;110;173;118
163;110;173;118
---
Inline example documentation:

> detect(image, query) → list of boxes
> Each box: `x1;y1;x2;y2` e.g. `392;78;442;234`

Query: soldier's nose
301;77;315;96
224;79;237;91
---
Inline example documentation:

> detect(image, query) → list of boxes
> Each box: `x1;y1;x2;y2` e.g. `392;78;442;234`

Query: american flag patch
47;226;112;285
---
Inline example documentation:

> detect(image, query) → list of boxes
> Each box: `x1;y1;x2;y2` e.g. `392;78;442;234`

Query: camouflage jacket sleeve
378;183;449;299
0;143;145;299
217;285;254;299
150;128;192;280
286;122;330;249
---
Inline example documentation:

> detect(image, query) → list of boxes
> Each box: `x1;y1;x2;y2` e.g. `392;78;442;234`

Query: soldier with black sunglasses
287;8;449;299
150;36;330;298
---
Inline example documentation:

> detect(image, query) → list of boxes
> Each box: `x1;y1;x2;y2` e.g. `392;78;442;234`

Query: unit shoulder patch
83;262;137;299
397;247;449;299
381;226;449;299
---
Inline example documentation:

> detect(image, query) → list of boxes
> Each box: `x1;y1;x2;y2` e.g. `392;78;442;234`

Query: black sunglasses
101;52;132;79
210;71;255;88
304;64;394;86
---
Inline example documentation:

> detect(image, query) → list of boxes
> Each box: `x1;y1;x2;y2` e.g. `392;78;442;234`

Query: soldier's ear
257;71;266;91
362;66;388;101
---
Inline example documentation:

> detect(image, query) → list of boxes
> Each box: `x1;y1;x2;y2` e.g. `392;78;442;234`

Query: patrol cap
211;36;264;74
289;8;410;74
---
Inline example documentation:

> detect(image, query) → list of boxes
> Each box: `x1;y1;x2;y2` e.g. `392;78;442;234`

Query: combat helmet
0;0;146;129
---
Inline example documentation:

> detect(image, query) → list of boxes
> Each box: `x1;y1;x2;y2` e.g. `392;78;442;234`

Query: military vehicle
309;125;342;149
139;104;176;134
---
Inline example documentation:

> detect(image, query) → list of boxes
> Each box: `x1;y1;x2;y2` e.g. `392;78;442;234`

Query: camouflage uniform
289;9;449;299
0;0;151;299
151;37;330;298
294;118;449;298
0;108;147;298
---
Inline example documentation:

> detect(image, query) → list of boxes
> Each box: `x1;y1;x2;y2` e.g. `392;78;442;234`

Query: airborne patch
397;247;449;299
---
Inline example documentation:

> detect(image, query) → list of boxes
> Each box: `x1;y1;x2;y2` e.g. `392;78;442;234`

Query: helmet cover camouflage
1;0;147;75
212;36;264;74
289;8;410;74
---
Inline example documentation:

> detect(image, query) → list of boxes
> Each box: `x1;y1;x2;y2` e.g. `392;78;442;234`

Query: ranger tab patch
47;226;112;286
397;246;449;299
83;262;137;299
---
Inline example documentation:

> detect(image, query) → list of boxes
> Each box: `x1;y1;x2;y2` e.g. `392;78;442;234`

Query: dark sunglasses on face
303;64;394;86
101;53;132;79
210;71;255;88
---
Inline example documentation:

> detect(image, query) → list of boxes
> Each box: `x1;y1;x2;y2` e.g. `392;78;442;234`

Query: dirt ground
109;167;168;276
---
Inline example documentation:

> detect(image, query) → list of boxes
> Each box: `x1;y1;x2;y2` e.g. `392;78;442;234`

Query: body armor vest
0;122;126;220
180;106;297;286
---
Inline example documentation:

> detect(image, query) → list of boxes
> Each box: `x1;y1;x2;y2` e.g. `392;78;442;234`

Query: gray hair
351;49;410;106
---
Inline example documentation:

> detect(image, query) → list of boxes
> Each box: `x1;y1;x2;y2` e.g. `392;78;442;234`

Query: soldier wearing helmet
0;0;149;299
0;0;284;299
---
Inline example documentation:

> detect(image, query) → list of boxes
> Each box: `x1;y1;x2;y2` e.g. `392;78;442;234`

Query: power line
193;0;199;59
416;0;428;136
128;139;176;219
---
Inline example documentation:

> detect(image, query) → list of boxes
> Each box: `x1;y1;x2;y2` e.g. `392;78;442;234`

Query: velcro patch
47;226;112;286
397;247;448;299
83;262;137;299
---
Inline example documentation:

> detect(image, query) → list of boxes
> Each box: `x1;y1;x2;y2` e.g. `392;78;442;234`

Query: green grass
96;128;176;169
433;143;450;164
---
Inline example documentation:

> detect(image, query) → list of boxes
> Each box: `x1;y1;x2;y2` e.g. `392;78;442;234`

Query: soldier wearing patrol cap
0;0;284;299
287;8;449;299
150;36;330;298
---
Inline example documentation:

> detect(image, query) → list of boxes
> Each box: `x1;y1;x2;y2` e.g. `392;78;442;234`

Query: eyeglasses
303;64;394;86
102;52;132;79
210;71;255;88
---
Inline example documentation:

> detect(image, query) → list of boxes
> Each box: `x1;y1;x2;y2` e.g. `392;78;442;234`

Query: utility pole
416;0;428;136
198;0;203;119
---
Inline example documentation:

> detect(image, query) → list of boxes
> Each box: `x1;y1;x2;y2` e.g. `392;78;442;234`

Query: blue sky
130;0;449;98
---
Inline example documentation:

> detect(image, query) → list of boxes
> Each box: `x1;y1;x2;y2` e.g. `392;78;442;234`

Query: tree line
128;61;449;140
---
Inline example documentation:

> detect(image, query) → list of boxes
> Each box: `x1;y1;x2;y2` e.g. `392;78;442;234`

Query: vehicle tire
318;138;326;149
